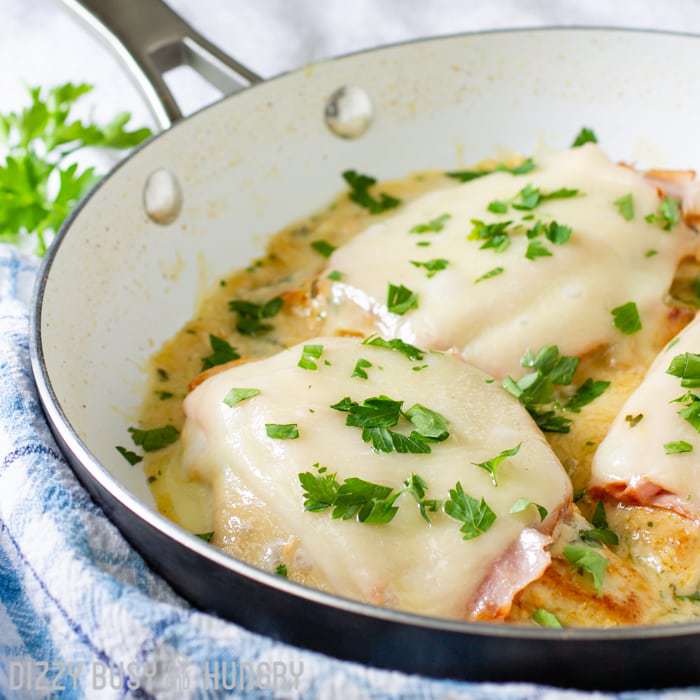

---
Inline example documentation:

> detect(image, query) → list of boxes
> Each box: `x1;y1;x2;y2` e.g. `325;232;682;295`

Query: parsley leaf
299;471;401;524
614;193;635;221
410;213;451;234
196;532;214;542
667;353;700;388
664;440;693;454
298;344;324;371
611;301;642;335
580;501;619;546
512;184;579;211
404;474;440;524
469;218;513;252
311;239;336;257
128;425;179;452
342;170;401;214
563;544;608;594
229;296;283;336
503;345;588;434
201;334;240;370
444;482;497;540
487;200;508;214
387;283;419;315
404;404;450;440
625;413;644;427
645;196;681;231
362;335;425;361
473;444;521;486
116;446;142;465
510;498;548;521
525;239;552;260
565;378;611;413
0;83;151;254
533;609;563;628
223;387;260;407
475;266;505;283
266;423;299;440
275;563;288;577
446;158;536;182
571;127;598;147
672;391;700;433
544;221;572;245
351;358;372;379
410;258;449;278
327;270;343;281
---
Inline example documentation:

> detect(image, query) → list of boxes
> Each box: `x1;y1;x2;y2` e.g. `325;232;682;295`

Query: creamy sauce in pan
137;149;700;627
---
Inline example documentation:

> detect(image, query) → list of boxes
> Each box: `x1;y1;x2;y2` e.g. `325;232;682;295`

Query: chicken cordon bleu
124;131;700;627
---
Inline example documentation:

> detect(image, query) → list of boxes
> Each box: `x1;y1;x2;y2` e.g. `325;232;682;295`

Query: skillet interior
31;28;700;687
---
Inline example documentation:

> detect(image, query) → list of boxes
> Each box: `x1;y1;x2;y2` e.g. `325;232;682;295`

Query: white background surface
4;0;700;137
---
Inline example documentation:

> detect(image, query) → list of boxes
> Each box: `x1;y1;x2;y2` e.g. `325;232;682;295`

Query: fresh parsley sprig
342;170;401;214
0;82;151;254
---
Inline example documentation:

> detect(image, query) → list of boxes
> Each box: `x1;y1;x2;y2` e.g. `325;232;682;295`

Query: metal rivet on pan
143;169;183;225
324;86;373;139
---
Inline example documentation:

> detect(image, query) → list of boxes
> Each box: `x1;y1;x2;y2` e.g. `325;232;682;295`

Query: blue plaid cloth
0;243;693;699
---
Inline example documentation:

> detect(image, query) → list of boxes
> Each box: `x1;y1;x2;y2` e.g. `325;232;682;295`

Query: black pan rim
29;25;700;643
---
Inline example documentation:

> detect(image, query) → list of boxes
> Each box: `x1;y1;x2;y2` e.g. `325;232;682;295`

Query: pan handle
59;0;263;130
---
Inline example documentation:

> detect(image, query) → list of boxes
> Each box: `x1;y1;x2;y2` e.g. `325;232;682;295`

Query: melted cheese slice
182;336;571;619
591;313;700;515
322;145;698;378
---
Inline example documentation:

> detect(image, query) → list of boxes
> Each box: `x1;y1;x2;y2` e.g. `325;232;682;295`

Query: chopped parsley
330;395;449;454
228;296;283;336
265;423;299;440
571;127;598;147
544;221;573;245
195;532;214;542
410;213;451;234
674;587;700;603
672;391;700;433
611;301;642;335
625;413;644;428
533;608;563;628
563;544;608;594
155;390;174;400
156;368;169;381
645;249;658;258
362;335;425;361
502;345;579;433
565;378;611;413
327;270;343;281
343;169;401;214
473;444;521;486
416;241;431;247
469;219;513;252
487;200;508;214
311;239;336;257
664;440;693;455
128;425;179;452
580;501;619;546
275;563;288;577
351;358;372;379
412;364;429;372
475;266;505;283
510;498;548;522
404;474;440;523
667;352;700;387
116;446;142;465
525;239;552;260
447;158;536;182
410;258;449;278
646;196;681;231
201;334;240;370
444;482;497;540
223;387;260;407
298;344;324;371
299;471;400;524
387;283;419;315
614;193;635;221
512;184;579;211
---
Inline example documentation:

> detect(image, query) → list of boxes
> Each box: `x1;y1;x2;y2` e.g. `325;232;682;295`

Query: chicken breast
320;145;699;378
181;336;572;619
591;313;700;516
